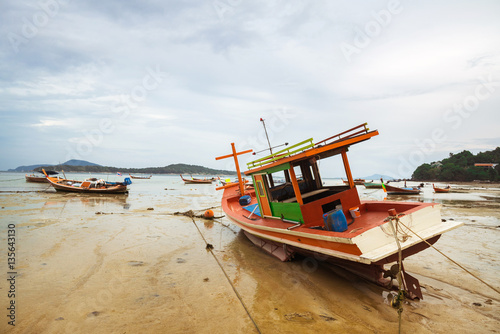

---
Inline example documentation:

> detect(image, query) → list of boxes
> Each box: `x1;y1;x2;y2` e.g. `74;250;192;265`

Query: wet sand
1;176;499;333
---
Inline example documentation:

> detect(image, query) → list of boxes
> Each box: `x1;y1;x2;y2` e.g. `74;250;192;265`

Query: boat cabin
245;123;378;228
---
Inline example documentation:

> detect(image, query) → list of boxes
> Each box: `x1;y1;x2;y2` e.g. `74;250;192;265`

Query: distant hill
63;159;101;167
8;159;100;172
26;162;235;175
360;174;395;181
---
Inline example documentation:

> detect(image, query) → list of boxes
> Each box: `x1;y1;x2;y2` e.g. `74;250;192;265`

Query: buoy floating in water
203;209;214;219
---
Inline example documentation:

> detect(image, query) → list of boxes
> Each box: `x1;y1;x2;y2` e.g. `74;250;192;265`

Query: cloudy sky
1;0;499;178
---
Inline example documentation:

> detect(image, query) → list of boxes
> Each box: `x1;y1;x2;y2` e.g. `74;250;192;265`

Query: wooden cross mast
215;143;253;195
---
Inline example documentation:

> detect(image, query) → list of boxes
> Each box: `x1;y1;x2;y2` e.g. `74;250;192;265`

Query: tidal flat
0;174;499;333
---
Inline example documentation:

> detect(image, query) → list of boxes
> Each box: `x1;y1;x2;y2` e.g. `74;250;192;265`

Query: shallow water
1;173;499;333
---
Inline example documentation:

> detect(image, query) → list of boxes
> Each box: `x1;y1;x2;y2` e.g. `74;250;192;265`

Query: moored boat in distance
433;184;451;193
383;183;421;195
215;122;462;299
180;174;216;184
129;174;152;179
25;170;59;183
364;181;383;189
343;178;365;185
43;169;131;194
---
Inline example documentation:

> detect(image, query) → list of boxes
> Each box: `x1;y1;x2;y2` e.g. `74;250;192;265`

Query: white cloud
1;0;499;177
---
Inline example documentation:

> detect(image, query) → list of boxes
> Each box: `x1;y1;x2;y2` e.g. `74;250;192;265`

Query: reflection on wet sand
43;194;130;210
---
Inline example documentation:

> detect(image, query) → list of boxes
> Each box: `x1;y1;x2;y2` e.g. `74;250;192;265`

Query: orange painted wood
253;174;272;216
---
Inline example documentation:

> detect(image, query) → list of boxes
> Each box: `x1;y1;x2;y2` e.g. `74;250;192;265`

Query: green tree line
412;147;500;181
34;163;236;175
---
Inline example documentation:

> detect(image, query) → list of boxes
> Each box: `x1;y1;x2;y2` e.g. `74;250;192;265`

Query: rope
0;178;25;182
397;219;500;296
188;216;262;334
0;190;53;193
387;217;404;334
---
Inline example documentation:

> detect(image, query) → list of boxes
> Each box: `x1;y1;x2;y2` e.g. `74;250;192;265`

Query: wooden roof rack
247;138;314;170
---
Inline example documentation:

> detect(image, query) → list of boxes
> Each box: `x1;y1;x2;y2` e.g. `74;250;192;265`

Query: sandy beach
1;175;499;333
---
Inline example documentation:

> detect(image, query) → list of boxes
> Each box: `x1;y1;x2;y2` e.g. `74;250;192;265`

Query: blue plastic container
239;195;251;206
323;209;348;232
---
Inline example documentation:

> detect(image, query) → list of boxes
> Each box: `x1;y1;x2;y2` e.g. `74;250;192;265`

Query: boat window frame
256;179;266;198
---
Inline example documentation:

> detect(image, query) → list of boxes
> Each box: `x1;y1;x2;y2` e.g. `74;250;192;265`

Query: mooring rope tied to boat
396;218;500;296
188;215;262;334
387;216;405;334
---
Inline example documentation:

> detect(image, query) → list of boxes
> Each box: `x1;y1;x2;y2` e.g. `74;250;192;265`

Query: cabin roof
245;124;378;175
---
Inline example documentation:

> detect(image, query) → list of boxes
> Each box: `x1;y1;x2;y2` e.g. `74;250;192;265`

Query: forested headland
412;148;500;182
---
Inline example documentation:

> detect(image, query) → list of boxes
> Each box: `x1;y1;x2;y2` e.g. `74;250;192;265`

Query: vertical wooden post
341;148;354;189
231;143;246;196
288;166;303;205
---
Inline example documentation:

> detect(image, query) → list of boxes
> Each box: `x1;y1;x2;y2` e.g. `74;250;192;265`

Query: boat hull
384;184;421;195
183;179;212;184
180;175;214;184
46;177;128;194
364;182;383;189
129;174;152;179
25;175;48;183
433;185;450;193
222;188;460;265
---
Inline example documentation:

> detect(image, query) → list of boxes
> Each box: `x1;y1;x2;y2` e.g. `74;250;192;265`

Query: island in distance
7;159;236;175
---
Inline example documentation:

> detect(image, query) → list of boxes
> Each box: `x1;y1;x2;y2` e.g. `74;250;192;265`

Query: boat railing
314;123;370;147
247;138;314;169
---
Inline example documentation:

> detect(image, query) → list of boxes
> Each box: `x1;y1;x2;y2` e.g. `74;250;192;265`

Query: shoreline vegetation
412;147;499;182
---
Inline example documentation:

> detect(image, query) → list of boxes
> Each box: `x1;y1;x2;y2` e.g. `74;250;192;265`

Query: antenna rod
260;118;272;154
253;142;288;155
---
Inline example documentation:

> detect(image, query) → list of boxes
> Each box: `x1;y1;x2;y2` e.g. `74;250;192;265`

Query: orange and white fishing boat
180;174;216;184
25;170;60;183
215;123;462;299
433;184;451;193
42;169;131;194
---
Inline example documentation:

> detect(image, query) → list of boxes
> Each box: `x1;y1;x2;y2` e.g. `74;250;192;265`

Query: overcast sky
1;0;499;178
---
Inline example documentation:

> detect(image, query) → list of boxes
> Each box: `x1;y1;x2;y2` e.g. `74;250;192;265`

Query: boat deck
224;188;435;239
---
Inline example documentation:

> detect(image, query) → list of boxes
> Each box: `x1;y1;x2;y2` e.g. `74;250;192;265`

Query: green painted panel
269;202;303;223
264;162;290;175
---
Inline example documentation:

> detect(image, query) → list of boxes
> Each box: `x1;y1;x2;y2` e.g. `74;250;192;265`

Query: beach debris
203;277;210;282
55;317;65;321
147;207;154;210
485;299;493;305
473;302;482;307
284;312;314;322
204;209;214;219
174;210;195;217
176;258;186;263
319;314;336;321
206;243;214;250
173;209;224;220
87;311;101;317
127;261;144;267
